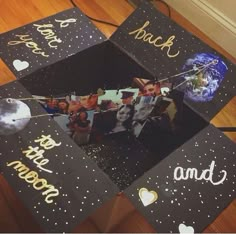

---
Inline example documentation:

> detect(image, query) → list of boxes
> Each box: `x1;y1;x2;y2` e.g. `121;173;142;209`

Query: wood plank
0;175;41;232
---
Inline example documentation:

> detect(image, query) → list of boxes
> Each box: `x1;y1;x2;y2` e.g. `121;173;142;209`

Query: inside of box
20;41;208;190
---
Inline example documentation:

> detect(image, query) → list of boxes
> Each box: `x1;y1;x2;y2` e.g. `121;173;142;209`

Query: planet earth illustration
0;98;31;135
179;53;228;102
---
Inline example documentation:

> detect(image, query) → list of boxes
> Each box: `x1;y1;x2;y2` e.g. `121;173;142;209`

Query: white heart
178;223;194;234
141;191;155;206
139;188;158;207
13;59;29;71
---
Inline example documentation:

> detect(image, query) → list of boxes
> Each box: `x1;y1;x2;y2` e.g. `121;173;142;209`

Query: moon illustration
0;98;31;135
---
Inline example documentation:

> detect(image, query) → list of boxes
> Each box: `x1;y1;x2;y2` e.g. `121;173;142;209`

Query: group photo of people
90;77;183;139
33;94;98;145
97;88;139;111
33;76;184;146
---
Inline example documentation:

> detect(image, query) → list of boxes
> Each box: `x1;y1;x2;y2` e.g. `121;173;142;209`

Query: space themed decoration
0;98;31;135
138;188;158;207
0;1;235;233
179;53;228;102
125;124;236;233
0;81;119;232
0;7;105;78
111;1;236;121
178;223;194;234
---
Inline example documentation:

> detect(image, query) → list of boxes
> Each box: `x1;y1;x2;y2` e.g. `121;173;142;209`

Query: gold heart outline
138;187;158;207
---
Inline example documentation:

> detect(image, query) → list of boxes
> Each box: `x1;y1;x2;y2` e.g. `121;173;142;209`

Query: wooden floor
0;0;235;232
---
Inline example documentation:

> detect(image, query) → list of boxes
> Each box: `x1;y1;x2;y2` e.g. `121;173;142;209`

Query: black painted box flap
111;2;236;122
0;81;119;232
0;7;106;79
124;124;236;233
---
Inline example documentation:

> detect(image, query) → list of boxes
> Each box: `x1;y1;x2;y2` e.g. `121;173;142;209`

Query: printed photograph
54;109;95;145
97;88;139;111
54;115;72;135
33;82;184;145
110;104;134;134
141;96;175;136
34;96;60;114
71;110;95;145
79;94;98;110
132;96;156;137
92;104;134;138
33;94;75;115
33;93;98;115
133;77;172;96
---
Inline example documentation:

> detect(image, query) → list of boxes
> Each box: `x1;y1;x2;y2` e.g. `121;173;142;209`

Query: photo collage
34;77;184;146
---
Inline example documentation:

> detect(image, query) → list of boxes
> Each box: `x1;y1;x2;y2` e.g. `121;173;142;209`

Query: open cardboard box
0;2;235;233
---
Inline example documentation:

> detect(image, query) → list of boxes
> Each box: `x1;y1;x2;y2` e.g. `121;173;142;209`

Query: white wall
164;0;236;58
206;0;236;22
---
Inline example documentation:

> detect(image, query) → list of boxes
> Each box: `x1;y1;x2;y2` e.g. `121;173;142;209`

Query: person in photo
99;100;117;111
120;91;135;105
133;77;173;97
143;80;161;96
97;88;138;111
68;100;82;114
117;88;138;105
132;96;155;137
67;111;78;136
98;90;119;111
41;98;59;114
111;104;134;133
79;94;98;110
72;110;94;145
33;94;73;115
58;100;69;114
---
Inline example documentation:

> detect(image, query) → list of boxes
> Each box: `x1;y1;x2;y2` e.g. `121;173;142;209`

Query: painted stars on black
81;132;153;190
0;81;118;232
111;1;236;122
124;124;236;233
0;2;236;233
0;8;105;78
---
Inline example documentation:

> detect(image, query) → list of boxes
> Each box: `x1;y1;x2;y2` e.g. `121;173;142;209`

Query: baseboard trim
164;0;236;58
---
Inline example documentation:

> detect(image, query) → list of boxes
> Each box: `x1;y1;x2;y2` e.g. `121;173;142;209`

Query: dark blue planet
179;53;228;102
